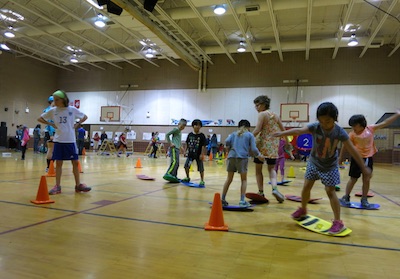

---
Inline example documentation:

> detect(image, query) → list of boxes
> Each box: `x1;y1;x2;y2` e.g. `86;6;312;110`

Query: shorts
226;158;248;173
254;157;276;165
184;157;204;172
304;161;340;186
52;142;79;161
349;157;373;178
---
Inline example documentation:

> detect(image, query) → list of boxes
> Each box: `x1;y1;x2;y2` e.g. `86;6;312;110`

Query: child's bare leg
268;164;277;190
301;179;314;210
345;177;358;196
326;186;341;220
361;174;371;198
72;160;80;186
55;160;63;186
240;172;247;200
184;167;190;179
222;172;234;200
255;163;264;192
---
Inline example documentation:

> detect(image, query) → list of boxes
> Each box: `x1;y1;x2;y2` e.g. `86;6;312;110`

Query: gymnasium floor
0;150;399;279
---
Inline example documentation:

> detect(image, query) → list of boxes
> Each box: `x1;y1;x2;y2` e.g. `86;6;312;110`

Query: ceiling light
237;41;246;53
0;43;10;50
145;48;155;58
348;34;358;46
94;14;106;28
214;5;226;15
86;0;103;9
0;9;24;22
70;53;79;63
4;31;15;38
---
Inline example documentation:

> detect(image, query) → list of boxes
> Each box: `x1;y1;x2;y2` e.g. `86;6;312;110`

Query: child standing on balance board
163;118;187;182
182;119;207;186
222;120;264;207
273;102;371;234
339;110;400;208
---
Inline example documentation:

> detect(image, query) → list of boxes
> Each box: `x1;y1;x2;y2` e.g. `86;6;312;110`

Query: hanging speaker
97;0;108;5
144;0;158;12
107;1;123;15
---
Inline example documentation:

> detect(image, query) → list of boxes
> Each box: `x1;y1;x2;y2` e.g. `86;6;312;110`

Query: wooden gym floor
0;150;399;279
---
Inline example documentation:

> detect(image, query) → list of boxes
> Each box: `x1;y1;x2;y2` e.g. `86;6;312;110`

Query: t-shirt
349;126;377;158
307;122;349;171
41;106;85;143
166;127;182;148
186;132;206;158
225;131;260;159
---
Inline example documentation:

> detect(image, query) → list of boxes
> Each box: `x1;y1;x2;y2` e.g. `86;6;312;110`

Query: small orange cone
31;176;55;204
204;193;228;231
82;147;86;156
135;158;143;168
46;160;56;177
209;153;213;161
77;160;83;173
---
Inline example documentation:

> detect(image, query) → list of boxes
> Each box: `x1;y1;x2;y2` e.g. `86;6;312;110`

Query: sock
240;195;245;201
222;194;226;200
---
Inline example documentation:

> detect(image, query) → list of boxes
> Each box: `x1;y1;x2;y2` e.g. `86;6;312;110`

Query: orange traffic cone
46;160;56;177
31;176;55;204
204;193;228;231
209;153;213;161
135;158;143;168
77;160;83;173
82;147;86;156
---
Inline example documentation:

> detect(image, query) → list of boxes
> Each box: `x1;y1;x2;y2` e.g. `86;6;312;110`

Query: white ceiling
0;0;399;72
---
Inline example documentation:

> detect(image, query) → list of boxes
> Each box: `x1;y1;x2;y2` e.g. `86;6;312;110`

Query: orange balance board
136;174;155;180
245;193;269;204
355;191;375;197
285;195;322;204
296;214;352;237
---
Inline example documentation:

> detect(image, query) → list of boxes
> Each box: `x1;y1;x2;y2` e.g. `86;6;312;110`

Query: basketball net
288;116;302;128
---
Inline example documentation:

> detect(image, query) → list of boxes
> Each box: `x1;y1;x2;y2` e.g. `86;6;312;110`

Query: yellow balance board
296;214;352;237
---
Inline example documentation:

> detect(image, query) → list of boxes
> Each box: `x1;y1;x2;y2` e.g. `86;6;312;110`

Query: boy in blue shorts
38;90;91;195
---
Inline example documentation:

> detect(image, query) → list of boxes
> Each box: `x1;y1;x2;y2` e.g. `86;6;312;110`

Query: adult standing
43;96;55;149
77;124;86;155
33;124;41;153
252;95;287;203
93;132;100;151
210;133;218;159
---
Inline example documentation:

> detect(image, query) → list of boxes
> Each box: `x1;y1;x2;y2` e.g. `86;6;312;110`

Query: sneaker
45;167;49;173
75;183;91;193
257;191;265;197
199;181;205;186
49;185;61;195
182;177;190;182
328;220;346;234
163;174;180;183
221;199;229;207
339;195;351;207
361;198;370;209
291;207;307;220
272;189;285;203
239;200;251;207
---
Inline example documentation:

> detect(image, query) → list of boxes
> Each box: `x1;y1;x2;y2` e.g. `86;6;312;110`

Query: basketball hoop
105;117;112;123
